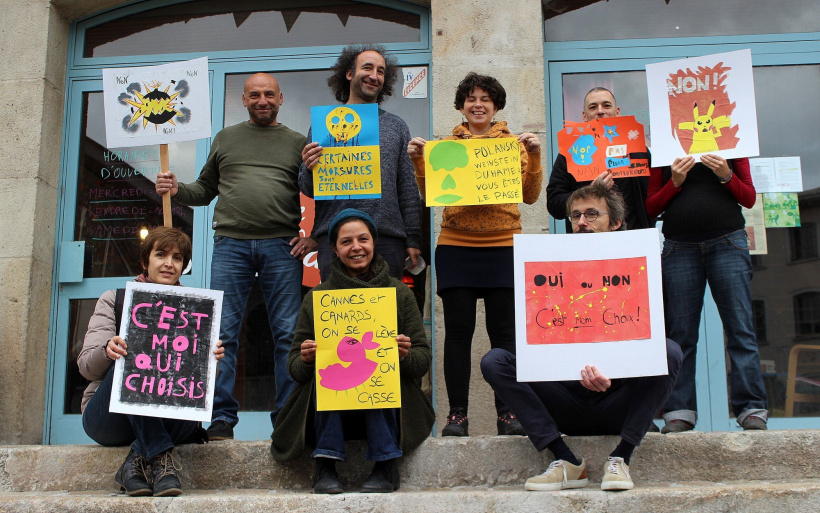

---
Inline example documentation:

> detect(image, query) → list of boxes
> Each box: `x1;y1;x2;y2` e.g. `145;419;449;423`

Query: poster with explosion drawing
646;49;759;167
103;57;211;148
513;230;668;382
556;116;649;182
313;288;401;411
310;103;381;200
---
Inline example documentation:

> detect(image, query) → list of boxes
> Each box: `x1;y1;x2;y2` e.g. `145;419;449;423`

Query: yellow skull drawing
326;106;362;143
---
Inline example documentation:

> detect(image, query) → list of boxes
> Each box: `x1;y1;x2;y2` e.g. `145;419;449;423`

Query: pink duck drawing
319;331;380;391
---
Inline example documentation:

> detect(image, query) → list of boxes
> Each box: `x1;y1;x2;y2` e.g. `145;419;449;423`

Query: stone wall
429;0;548;435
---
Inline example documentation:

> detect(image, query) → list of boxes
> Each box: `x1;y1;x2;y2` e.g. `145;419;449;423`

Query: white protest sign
103;57;211;148
646;49;759;167
514;230;668;382
110;282;222;422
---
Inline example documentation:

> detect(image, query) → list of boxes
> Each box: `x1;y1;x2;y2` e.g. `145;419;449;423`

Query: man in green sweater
156;73;316;439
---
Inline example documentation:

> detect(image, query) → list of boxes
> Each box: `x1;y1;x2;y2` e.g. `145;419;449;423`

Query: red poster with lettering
524;257;651;345
556;116;649;182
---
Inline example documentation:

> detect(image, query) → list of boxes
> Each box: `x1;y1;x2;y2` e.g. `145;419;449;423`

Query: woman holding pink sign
407;72;543;437
270;209;434;494
78;227;225;497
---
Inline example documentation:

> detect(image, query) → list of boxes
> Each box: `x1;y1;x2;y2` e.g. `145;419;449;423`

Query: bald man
157;73;315;439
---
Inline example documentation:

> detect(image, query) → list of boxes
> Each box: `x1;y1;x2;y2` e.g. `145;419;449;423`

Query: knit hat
328;208;378;245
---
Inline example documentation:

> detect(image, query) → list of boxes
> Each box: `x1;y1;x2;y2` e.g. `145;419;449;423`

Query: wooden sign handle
160;144;172;227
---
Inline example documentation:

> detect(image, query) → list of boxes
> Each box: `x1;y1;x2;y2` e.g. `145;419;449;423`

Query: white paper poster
514;230;668;382
749;156;803;193
646;49;759;167
402;67;428;99
103;57;211;148
110;282;222;422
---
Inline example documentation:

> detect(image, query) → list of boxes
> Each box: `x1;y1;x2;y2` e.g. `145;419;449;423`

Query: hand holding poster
311;104;381;200
103;57;211;148
110;282;223;422
313;288;401;411
556;116;649;182
646;49;759;166
514;230;667;382
423;138;523;206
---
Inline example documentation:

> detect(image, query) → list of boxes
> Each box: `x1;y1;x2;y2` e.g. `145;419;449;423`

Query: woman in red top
646;154;768;433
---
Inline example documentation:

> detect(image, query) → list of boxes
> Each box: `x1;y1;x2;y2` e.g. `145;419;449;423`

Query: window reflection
560;64;820;419
221;69;431;412
75;92;195;278
544;0;820;42
84;0;420;58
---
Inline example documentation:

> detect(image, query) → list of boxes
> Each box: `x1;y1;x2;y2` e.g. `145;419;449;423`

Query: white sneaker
524;459;588;491
601;456;634;491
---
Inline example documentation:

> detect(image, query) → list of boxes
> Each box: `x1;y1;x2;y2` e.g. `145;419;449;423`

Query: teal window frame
46;0;434;444
544;31;820;431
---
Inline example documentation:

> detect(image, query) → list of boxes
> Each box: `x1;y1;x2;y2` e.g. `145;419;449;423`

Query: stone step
2;481;820;513
2;430;819;493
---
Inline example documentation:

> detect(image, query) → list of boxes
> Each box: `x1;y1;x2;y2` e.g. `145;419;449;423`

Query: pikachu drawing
678;100;731;154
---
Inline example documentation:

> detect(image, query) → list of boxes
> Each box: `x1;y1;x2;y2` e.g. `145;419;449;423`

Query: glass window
75;92;196;278
544;0;820;42
753;299;767;345
65;299;97;414
790;223;818;262
795;292;820;337
84;0;420;58
559;64;820;420
221;69;431;412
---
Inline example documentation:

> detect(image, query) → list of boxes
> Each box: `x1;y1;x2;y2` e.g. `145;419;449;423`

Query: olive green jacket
270;256;434;462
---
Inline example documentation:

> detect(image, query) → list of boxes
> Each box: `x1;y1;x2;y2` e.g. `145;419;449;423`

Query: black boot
360;458;400;493
114;448;152;496
313;457;343;494
150;449;182;497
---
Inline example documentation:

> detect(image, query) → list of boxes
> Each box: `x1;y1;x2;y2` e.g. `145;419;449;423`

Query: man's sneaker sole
601;480;634;491
525;478;588;491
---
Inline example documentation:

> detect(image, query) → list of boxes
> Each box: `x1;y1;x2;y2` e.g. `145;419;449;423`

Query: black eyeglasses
570;209;608;223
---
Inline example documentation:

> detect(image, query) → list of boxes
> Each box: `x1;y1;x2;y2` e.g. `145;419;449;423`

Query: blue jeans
312;409;402;462
481;340;682;449
661;229;768;424
82;366;196;460
210;236;302;427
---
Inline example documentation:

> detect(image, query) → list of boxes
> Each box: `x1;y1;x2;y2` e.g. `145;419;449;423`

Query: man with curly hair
299;45;422;281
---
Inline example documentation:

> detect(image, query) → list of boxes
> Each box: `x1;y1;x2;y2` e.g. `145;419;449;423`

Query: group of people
78;43;768;497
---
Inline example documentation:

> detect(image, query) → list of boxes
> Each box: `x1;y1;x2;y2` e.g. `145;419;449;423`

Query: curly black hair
453;72;506;111
327;44;398;104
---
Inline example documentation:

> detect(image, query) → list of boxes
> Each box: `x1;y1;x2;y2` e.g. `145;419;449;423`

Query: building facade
1;0;818;444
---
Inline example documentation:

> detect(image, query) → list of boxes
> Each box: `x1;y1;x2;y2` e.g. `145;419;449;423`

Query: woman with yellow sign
408;72;543;437
271;209;434;494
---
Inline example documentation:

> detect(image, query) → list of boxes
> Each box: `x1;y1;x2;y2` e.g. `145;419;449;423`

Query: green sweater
174;121;306;239
270;256;435;462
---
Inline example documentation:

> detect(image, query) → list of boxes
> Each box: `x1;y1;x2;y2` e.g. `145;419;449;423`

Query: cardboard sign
313;288;401;411
311;104;381;200
110;282;223;422
557;115;649;182
103;57;211;148
423;138;523;206
646;49;759;166
514;230;667;382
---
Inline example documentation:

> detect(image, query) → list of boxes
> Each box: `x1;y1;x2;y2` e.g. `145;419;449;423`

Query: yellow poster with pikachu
313;288;401;411
423;138;523;206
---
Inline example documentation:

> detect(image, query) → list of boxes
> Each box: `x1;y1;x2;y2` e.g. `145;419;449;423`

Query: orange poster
524;257;651;345
556;115;649;182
